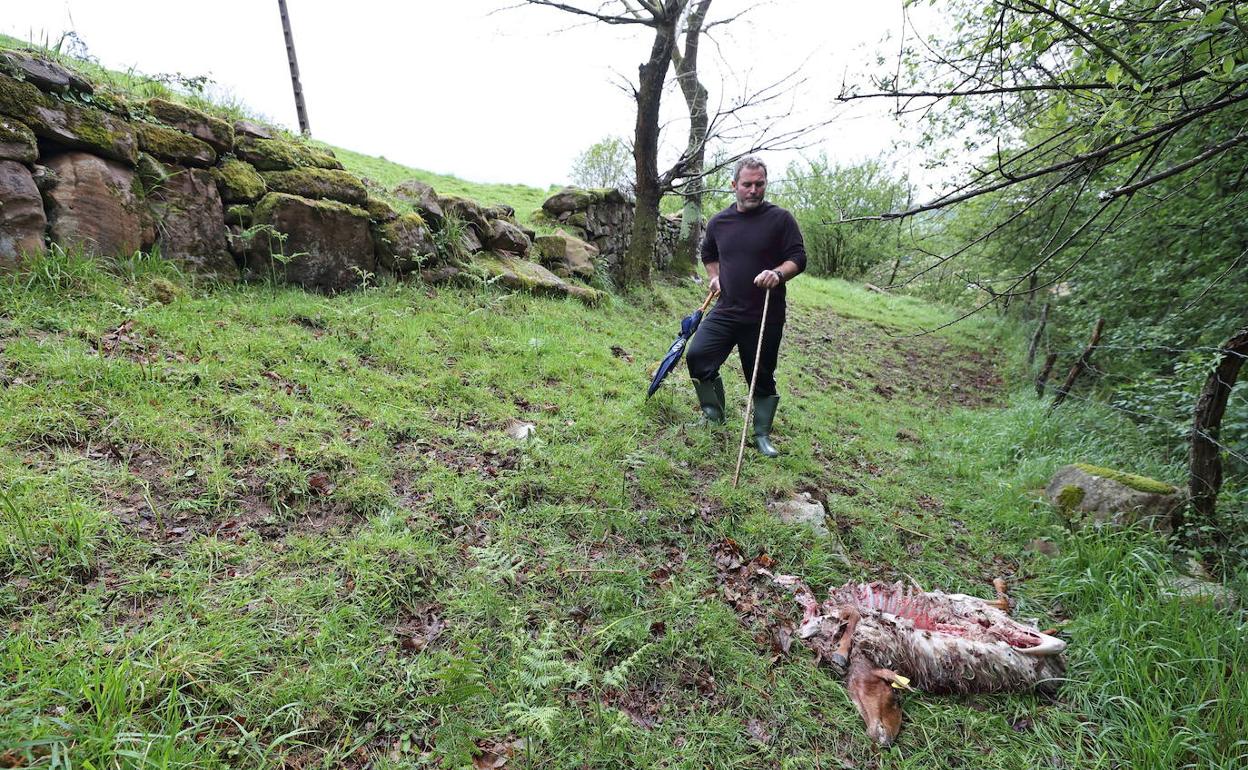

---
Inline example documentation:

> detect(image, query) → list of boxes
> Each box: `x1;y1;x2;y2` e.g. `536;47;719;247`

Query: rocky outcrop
246;192;375;292
0;47;607;301
0;159;45;266
1045;463;1184;532
149;164;236;281
43;151;151;257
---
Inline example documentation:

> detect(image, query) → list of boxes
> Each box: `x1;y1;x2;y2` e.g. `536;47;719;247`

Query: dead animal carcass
775;576;1067;747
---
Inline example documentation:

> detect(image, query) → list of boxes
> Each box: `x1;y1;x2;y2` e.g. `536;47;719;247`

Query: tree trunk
620;5;682;288
1049;318;1105;412
667;0;712;276
1186;324;1248;533
1035;352;1058;398
1027;302;1049;366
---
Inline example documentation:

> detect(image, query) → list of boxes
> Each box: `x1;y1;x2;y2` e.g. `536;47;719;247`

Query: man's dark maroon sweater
701;201;807;323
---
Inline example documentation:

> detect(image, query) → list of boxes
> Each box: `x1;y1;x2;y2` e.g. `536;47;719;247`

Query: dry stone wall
538;187;681;278
0;47;601;303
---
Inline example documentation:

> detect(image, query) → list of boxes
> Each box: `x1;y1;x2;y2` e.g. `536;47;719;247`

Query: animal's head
846;656;906;748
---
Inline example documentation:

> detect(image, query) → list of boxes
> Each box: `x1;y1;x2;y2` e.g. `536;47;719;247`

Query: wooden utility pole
277;0;311;135
1049;318;1105;412
1187;325;1248;534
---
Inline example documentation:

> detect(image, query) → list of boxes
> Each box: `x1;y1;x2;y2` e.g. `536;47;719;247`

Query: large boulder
43;151;151;257
259;168;367;206
0;117;37;164
234;135;342;172
392;179;443;225
246;192;374;292
472;252;602;305
375;213;436;272
144;98;234;154
0;50;93;94
487;218;531;255
149;164;236;281
541;186;628;216
1045;463;1184;532
364;195;398;222
0;160;46;267
210;158;266;203
0;74;138;166
134;121;216;167
532;228;598;280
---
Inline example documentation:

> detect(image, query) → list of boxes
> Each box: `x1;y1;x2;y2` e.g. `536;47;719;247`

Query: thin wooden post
1049;318;1105;412
277;0;311;135
1187;325;1248;534
1035;352;1058;398
1027;302;1049;366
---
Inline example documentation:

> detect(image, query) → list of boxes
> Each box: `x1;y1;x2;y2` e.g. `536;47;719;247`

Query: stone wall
0;47;601;303
538;187;682;278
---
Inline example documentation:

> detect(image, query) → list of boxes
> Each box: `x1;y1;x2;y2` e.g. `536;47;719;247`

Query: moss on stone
135;121;216;165
0;116;36;163
144;98;234;150
253;191;369;222
211;158;267;203
1074;463;1176;495
259;167;367;205
1056;484;1086;514
235;135;343;172
0;72;47;122
364;195;398;222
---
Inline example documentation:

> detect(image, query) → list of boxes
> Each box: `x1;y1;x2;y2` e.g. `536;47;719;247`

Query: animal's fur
776;577;1067;745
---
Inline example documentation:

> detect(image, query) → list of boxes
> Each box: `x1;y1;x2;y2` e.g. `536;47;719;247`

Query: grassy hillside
2;249;1243;769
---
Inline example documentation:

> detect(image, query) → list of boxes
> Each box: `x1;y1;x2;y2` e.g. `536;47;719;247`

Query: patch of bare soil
788;313;1004;408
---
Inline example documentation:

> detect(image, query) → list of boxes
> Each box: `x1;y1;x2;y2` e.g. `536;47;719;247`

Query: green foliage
568;135;633;192
771;154;910;278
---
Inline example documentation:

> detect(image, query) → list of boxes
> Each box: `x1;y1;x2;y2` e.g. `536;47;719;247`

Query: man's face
732;165;767;212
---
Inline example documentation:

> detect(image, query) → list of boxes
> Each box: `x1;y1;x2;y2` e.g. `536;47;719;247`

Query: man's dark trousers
686;309;784;398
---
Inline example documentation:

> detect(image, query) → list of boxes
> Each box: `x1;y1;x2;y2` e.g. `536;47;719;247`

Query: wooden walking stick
733;288;771;487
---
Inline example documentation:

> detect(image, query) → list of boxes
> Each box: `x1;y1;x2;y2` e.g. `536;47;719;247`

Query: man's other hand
709;276;721;295
753;269;782;289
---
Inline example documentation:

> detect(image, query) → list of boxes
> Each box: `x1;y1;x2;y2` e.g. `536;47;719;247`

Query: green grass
2;247;1243;769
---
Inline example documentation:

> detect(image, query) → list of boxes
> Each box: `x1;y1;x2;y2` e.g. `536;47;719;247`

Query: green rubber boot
692;376;726;425
752;394;780;457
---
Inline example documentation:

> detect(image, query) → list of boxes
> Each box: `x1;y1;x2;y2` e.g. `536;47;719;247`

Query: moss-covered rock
1072;463;1176;495
144;98;234;154
0;73;137;165
472;251;602;306
235;135;343;172
211;158;267;203
375;212;435;272
439;194;491;238
0;49;93;94
0;116;37;164
134;121;216;167
1056;485;1085;516
259;167;368;206
247;192;374;292
364;195;398;222
542;187;600;215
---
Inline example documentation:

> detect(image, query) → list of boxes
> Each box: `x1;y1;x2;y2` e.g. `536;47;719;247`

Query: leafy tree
569;136;634;191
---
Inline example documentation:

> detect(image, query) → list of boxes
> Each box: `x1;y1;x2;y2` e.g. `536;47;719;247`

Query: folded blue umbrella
647;291;716;398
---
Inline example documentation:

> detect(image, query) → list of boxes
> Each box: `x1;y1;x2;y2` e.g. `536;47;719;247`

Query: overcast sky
5;1;930;189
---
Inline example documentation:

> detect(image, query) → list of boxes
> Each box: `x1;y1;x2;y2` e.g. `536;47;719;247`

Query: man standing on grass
686;155;806;457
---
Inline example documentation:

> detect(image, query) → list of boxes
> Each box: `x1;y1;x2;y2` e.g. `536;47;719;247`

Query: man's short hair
733;155;767;182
